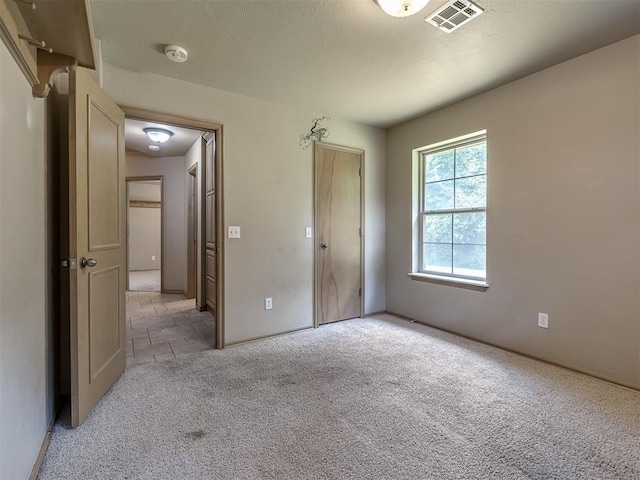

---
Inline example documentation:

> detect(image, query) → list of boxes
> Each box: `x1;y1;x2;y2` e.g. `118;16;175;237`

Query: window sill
408;273;489;292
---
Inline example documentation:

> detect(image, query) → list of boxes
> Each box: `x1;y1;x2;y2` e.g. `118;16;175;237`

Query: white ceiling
125;118;203;157
92;0;640;128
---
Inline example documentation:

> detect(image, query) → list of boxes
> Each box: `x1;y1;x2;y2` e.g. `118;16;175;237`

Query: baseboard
364;310;387;317
195;303;206;312
225;325;313;347
161;289;185;295
29;416;55;480
384;310;640;393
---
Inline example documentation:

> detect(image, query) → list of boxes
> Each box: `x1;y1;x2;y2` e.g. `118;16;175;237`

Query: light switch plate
228;226;241;238
305;227;312;238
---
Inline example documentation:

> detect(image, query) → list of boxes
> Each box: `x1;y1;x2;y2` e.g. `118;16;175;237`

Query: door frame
125;176;164;292
313;141;365;328
122;107;225;349
186;164;197;299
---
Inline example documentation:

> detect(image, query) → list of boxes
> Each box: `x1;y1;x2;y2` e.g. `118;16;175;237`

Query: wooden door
69;68;126;427
315;143;363;325
186;166;197;299
205;135;217;315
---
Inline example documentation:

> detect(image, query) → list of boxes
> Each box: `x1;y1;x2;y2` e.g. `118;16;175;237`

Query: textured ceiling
92;0;640;128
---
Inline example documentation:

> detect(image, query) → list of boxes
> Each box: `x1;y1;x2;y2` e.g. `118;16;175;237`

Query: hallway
126;291;215;367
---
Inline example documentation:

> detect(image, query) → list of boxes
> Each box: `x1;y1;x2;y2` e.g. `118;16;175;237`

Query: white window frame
410;131;489;291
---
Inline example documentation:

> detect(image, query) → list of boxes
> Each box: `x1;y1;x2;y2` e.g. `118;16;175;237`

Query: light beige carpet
39;314;640;479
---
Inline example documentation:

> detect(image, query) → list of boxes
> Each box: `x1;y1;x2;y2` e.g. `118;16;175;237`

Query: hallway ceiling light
144;128;173;144
376;0;431;17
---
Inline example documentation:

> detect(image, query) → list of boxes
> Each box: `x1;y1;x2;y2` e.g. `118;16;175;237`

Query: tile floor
128;269;161;292
126;291;216;367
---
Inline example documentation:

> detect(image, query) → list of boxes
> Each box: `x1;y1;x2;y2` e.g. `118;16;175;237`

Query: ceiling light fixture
148;145;160;152
144;128;173;144
164;44;188;63
376;0;430;17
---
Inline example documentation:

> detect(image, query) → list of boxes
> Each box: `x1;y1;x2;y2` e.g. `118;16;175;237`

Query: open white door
68;68;126;427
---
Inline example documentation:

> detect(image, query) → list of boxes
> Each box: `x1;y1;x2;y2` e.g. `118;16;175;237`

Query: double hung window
419;133;487;281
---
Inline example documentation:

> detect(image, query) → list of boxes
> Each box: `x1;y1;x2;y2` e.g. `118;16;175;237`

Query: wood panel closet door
315;143;363;325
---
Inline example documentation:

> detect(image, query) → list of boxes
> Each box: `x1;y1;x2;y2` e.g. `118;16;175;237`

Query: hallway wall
128;181;162;271
129;207;162;271
126;154;187;293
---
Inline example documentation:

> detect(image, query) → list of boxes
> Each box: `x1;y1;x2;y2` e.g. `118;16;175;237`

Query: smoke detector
164;44;188;63
425;0;484;33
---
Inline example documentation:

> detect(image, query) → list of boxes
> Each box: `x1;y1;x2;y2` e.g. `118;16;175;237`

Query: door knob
320;242;328;249
80;257;97;268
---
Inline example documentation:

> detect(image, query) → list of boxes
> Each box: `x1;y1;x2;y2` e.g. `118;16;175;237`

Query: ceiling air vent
425;0;484;33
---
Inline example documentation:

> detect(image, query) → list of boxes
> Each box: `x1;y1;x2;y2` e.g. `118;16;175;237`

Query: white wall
125;154;187;293
104;64;386;344
0;41;47;479
129;207;161;271
128;182;162;271
386;35;640;389
129;181;161;202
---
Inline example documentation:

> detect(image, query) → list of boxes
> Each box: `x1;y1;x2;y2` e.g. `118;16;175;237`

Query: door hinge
359;287;362;297
359;227;361;237
358;168;362;177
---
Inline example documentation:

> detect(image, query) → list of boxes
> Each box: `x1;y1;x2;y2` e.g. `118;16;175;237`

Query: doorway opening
126;177;163;292
122;108;225;365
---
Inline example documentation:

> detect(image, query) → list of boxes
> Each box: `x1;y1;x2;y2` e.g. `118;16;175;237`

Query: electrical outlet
151;255;155;261
228;226;241;238
265;297;272;310
538;313;549;329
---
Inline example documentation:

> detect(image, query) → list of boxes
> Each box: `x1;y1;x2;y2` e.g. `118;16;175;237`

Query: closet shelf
0;0;96;97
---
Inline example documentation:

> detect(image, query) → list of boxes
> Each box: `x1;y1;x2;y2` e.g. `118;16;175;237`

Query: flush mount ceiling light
148;145;160;152
144;128;173;144
164;44;188;63
376;0;430;17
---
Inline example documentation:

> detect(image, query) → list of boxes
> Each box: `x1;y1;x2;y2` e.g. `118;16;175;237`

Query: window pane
455;175;486;209
423;243;452;274
423;214;452;243
425;180;454;211
455;143;486;178
425;150;454;182
453;245;486;278
453;212;486;245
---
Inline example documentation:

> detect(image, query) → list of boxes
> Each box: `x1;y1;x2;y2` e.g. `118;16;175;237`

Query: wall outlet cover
228;226;241;238
538;312;549;329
